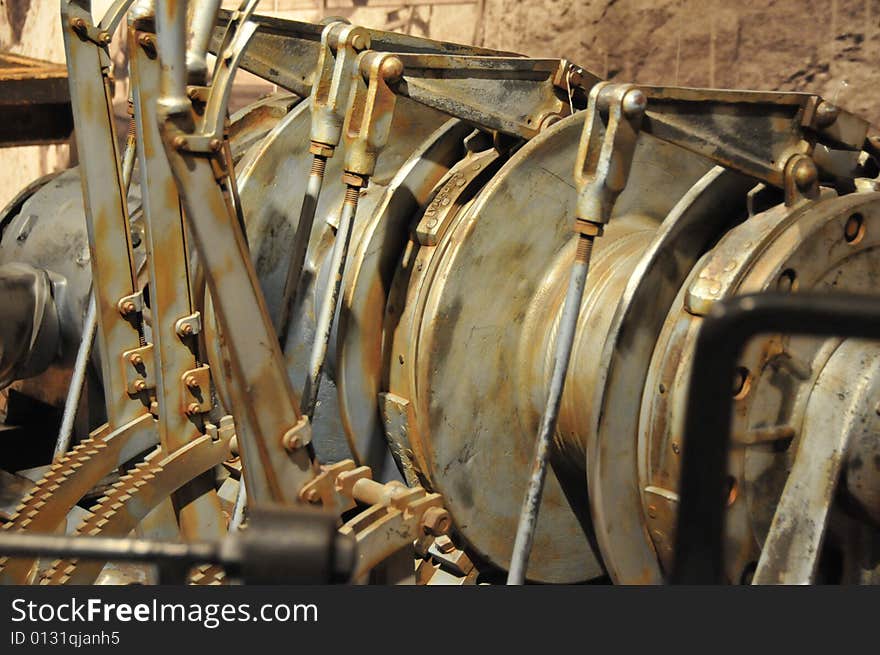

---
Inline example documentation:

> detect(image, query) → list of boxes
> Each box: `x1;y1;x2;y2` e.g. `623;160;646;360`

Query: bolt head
351;33;368;51
186;402;201;415
173;135;187;150
120;301;136;315
421;507;451;536
815;101;840;128
379;56;404;84
209;138;222;152
185;375;199;389
305;488;321;503
179;323;194;336
133;379;147;392
622;88;647;118
129;353;143;366
793;158;818;190
283;431;303;451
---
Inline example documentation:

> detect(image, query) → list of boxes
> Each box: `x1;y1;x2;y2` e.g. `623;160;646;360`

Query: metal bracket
310;22;370;152
281;415;312;451
171;3;259;152
175;312;202;338
574;82;647;230
208;8;519;98
783;153;819;207
123;344;155;395
637;86;869;190
338;478;450;580
181;365;212;415
66;10;112;48
416;145;504;246
298;459;370;515
343;52;403;179
116;290;144;316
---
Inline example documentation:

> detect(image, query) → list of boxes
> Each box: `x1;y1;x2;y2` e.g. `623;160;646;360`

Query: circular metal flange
385;111;714;582
640;190;880;583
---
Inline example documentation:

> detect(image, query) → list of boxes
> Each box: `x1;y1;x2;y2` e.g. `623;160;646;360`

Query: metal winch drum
0;1;878;585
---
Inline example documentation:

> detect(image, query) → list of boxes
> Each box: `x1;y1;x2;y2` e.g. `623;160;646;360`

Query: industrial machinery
0;0;877;585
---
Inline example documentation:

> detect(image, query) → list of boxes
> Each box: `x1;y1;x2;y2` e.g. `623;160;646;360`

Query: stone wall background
0;0;877;207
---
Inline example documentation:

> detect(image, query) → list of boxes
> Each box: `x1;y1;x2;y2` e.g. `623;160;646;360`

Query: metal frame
672;292;880;583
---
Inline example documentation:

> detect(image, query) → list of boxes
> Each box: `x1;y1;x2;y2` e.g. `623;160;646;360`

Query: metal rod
300;183;359;419
53;116;138;461
0;529;217;566
155;0;190;115
229;476;247;532
186;0;223;84
121;115;137;192
278;154;328;348
671;292;880;583
54;292;98;460
507;233;594;585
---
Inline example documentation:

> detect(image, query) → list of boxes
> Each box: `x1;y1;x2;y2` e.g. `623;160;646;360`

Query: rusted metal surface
3;4;880;587
0;414;157;583
0;52;72;147
210;8;518;98
753;340;880;583
43;419;234;584
130;20;226;546
231;95;456;473
644;191;880;583
61;0;145;429
158;1;315;505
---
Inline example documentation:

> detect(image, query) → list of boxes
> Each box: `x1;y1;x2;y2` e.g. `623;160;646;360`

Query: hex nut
421;507;451;536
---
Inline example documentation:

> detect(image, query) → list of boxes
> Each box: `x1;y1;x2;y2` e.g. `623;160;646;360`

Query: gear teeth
2;436;104;530
41;460;166;585
189;564;226;586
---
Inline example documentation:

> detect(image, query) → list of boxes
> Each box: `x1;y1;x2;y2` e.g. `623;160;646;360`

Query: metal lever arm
344;52;594;140
208;8;520;97
157;0;316;504
637;86;870;190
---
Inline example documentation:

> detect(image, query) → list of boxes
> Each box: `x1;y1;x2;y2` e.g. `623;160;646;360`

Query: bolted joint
378;56;404;84
813;101;840;129
573;217;604;238
420;506;451;536
281;416;312;451
621;88;648;119
309;142;335;159
175;312;202;338
117;291;143;316
70;17;88;36
136;33;156;56
342;172;368;188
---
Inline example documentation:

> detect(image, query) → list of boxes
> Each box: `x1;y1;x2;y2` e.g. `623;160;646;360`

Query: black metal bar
671;292;880;583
